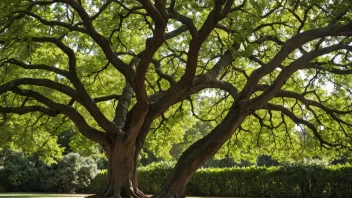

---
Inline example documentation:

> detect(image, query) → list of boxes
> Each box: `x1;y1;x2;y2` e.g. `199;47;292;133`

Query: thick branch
0;78;79;101
181;0;233;86
0;105;58;117
113;81;133;129
93;94;121;103
240;22;352;100
246;43;352;110
6;59;70;78
257;84;352;115
30;37;77;73
14;10;87;33
15;36;119;133
10;87;109;145
122;0;169;145
168;1;197;37
53;0;135;83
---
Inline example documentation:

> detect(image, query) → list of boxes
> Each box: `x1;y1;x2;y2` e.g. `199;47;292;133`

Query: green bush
86;169;107;194
52;153;98;193
90;162;352;197
2;152;40;191
0;169;6;192
54;153;97;193
138;161;175;194
1;152;97;193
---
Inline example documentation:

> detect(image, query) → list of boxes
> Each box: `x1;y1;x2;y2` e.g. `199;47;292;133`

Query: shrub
138;161;175;194
0;168;6;192
1;152;97;193
2;152;40;191
54;153;98;193
90;163;352;197
36;162;57;192
86;169;107;194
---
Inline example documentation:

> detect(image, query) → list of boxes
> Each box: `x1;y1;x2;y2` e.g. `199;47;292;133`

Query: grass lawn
0;193;93;198
0;194;249;198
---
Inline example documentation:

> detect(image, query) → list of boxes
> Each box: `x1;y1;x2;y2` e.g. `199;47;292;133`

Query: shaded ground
0;194;252;198
0;194;92;198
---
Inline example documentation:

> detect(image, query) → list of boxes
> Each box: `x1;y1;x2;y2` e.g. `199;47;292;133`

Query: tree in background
1;0;352;197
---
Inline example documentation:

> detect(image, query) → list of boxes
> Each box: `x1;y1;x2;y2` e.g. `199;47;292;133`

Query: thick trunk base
99;141;150;198
98;185;147;198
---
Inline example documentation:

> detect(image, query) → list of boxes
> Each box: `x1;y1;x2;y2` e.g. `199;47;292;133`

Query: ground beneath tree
0;194;256;198
0;193;93;198
0;194;259;198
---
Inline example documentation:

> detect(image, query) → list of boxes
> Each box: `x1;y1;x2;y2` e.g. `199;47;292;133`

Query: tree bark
154;103;248;198
99;138;145;198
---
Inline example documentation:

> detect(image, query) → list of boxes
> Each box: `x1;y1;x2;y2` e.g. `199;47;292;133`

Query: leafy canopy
0;0;352;163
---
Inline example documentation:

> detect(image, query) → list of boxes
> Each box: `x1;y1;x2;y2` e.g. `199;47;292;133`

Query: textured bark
154;103;247;198
98;139;146;198
103;143;135;197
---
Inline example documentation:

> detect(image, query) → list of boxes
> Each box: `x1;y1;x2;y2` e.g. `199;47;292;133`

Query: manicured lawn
0;193;92;198
0;194;250;198
0;195;248;198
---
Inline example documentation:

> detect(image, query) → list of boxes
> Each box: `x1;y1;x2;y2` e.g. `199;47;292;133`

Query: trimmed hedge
89;162;352;197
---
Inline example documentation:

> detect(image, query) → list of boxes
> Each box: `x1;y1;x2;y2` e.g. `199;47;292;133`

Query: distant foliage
2;152;40;191
90;162;352;197
256;155;280;167
0;152;97;193
54;153;98;193
86;169;107;194
0;168;5;192
138;161;176;193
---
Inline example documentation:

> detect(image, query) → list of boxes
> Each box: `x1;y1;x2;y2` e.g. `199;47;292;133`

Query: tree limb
10;87;109;145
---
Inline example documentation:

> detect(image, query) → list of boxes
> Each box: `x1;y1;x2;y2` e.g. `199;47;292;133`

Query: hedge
89;162;352;197
0;152;97;193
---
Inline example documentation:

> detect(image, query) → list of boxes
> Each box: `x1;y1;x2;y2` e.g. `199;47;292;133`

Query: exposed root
134;187;152;197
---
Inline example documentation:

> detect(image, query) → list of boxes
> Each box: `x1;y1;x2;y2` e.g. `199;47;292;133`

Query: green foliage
170;121;212;159
68;132;103;158
0;168;7;192
2;152;40;191
1;1;352;195
54;153;98;193
138;161;176;193
0;185;5;193
90;163;352;197
145;102;195;160
1;151;97;193
86;169;107;194
0;114;66;164
257;155;280;167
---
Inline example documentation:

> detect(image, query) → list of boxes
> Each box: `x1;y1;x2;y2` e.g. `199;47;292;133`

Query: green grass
0;193;93;198
0;194;250;198
0;195;245;198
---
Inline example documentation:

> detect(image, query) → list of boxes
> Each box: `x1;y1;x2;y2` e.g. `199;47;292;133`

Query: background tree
1;0;352;197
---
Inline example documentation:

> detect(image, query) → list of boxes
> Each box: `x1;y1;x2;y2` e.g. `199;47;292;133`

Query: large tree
1;0;352;197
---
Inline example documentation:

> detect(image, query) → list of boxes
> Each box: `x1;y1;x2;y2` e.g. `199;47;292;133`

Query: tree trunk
154;104;247;198
99;140;145;198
